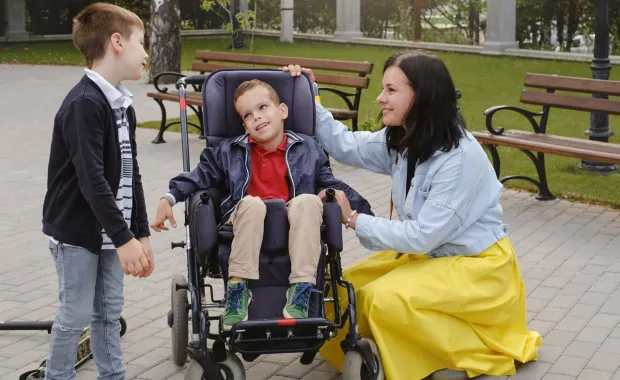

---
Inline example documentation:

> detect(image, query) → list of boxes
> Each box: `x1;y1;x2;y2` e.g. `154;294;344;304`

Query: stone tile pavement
1;64;620;380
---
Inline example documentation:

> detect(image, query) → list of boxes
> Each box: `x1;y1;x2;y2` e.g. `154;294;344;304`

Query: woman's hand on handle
320;189;357;228
281;64;315;83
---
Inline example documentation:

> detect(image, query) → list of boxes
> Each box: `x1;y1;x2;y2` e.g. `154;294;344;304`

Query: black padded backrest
201;69;315;146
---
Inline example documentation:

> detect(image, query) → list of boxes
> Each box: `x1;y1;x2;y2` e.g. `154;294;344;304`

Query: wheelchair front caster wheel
185;352;246;380
341;338;384;380
171;274;189;366
219;351;246;380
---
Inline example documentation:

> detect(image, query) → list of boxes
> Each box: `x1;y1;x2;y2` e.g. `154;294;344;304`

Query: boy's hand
150;198;177;232
137;237;155;278
117;238;150;277
281;64;315;83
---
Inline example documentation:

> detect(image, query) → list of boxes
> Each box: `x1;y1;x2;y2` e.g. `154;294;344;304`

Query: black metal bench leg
486;144;501;178
152;99;168;144
531;151;555;201
352;116;358;132
196;107;206;140
484;144;555;201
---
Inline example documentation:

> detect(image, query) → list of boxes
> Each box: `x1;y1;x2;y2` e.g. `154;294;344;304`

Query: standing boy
42;3;153;379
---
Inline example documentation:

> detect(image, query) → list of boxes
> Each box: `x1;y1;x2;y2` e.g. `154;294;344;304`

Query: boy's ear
279;103;289;120
111;32;123;55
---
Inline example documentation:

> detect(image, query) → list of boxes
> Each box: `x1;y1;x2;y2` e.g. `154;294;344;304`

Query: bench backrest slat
520;90;620;116
194;51;374;75
191;62;370;89
524;73;620;97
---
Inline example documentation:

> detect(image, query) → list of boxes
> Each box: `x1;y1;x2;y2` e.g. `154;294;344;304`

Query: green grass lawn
4;36;619;208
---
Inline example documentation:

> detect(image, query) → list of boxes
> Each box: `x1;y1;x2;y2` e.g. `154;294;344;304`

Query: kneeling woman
284;51;542;380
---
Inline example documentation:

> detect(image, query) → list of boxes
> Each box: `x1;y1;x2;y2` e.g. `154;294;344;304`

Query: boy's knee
237;195;266;216
59;308;92;331
291;194;323;211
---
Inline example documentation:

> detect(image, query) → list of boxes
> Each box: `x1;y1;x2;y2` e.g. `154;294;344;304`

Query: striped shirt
100;106;133;250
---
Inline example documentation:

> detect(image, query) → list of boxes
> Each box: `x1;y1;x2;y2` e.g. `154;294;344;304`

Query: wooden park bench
146;51;374;143
471;73;620;200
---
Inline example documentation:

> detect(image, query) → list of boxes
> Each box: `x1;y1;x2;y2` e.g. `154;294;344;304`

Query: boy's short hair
72;2;144;68
234;80;281;105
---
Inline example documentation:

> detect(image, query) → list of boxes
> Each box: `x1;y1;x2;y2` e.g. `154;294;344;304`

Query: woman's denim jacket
315;103;508;257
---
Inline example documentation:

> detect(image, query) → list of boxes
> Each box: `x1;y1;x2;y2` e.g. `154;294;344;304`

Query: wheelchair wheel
341;338;384;380
219;351;246;380
171;274;189;366
120;316;127;337
185;351;246;380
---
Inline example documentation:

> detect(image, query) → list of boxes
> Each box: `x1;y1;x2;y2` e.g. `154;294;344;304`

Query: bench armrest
483;105;545;135
318;87;356;111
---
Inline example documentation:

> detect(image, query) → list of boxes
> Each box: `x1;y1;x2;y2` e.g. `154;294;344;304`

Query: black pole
581;0;616;173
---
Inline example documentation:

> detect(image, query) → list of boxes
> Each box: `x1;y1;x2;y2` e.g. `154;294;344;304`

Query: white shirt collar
84;68;133;109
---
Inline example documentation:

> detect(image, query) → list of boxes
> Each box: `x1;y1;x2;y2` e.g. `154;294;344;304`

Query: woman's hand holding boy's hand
150;198;177;232
281;64;315;83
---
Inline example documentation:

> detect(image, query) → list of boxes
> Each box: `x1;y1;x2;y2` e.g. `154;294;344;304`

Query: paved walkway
1;64;620;380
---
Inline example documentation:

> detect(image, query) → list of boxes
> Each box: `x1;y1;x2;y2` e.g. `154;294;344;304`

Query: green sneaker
222;280;252;330
283;282;315;319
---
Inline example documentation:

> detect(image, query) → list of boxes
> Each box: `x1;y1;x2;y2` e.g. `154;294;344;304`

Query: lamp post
581;0;615;173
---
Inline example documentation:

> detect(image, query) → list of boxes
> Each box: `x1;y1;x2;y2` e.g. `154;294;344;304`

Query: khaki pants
225;194;324;285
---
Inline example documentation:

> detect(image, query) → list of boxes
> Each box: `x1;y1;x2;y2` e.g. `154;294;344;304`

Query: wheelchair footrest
228;318;334;355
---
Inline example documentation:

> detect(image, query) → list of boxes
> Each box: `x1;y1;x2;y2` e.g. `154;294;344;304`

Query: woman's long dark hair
383;51;466;167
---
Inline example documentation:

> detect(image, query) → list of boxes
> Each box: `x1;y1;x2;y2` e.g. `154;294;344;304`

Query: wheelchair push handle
324;188;336;203
176;74;210;89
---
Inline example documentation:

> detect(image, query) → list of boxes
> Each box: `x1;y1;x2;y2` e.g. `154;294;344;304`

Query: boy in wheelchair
151;79;371;331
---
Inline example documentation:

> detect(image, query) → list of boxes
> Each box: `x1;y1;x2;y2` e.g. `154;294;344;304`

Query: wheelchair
166;68;384;380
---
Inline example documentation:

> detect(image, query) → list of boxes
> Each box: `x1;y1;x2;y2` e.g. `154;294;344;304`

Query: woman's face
376;65;415;127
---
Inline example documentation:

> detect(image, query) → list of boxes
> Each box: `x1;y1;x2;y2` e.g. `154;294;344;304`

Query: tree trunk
148;0;181;84
556;0;566;50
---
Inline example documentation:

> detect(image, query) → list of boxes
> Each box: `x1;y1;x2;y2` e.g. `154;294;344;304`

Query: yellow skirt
319;237;542;380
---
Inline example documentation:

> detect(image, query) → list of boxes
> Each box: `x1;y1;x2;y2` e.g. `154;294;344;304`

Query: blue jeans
45;242;126;380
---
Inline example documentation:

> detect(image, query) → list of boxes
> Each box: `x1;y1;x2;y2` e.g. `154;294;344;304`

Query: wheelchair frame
168;74;382;380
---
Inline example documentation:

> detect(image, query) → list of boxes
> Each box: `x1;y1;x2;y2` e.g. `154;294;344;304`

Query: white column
280;0;293;43
333;0;362;42
482;0;518;54
5;0;29;41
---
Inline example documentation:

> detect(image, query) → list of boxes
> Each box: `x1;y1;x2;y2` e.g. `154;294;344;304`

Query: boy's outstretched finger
168;211;177;228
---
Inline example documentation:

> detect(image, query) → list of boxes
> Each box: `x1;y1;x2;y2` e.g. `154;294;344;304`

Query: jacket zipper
284;140;298;199
219;145;250;224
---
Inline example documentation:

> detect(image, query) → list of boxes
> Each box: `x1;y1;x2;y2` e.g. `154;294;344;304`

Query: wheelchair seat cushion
201;69;315;147
218;199;290;253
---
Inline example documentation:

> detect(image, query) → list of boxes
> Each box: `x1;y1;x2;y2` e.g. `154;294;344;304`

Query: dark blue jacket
168;131;373;224
42;75;150;253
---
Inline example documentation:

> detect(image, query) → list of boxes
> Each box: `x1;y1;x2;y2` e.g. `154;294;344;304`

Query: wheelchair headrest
201;69;315;146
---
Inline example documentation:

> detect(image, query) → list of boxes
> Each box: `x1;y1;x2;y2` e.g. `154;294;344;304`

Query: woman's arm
315;102;393;175
351;149;484;254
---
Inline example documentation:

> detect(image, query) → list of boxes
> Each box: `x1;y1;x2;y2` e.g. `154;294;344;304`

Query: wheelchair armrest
188;188;224;264
322;201;343;253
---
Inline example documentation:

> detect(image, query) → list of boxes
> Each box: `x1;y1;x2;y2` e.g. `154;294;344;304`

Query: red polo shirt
247;135;290;202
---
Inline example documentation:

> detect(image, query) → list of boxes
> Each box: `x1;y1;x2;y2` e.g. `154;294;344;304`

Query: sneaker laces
291;283;319;311
226;282;249;311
